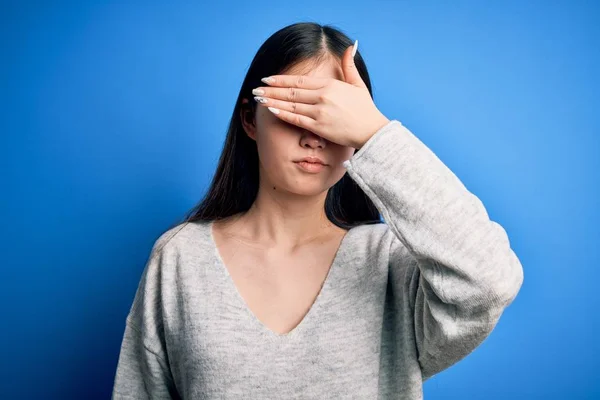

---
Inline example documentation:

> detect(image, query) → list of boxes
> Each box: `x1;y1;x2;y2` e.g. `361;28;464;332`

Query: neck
235;185;338;250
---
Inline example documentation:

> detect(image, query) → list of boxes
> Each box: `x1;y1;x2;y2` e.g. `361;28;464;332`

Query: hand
252;43;390;149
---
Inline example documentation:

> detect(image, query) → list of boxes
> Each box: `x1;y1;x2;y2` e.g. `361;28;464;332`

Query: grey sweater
112;120;524;399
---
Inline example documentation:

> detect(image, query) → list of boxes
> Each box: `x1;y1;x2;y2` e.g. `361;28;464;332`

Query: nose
300;130;326;149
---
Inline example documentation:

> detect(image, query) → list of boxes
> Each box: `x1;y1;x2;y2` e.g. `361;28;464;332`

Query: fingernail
267;107;280;114
352;40;358;57
261;77;275;84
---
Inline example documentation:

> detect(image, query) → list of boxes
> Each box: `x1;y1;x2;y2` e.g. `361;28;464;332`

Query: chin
286;179;331;196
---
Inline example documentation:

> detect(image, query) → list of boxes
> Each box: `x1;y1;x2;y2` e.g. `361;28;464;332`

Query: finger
266;106;318;133
262;75;328;90
254;86;321;105
254;96;319;119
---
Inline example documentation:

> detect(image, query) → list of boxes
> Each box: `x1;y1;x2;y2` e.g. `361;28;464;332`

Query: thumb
342;40;366;88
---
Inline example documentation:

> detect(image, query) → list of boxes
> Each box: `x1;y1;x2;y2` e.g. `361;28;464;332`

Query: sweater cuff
342;120;410;170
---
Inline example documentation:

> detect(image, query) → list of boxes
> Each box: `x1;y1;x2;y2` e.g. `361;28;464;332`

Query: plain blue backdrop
2;1;598;398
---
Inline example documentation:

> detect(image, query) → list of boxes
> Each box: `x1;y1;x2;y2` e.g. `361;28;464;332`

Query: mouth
295;157;328;166
294;161;326;166
294;160;327;172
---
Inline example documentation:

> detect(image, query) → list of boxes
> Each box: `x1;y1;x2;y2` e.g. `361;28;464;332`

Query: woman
112;22;524;399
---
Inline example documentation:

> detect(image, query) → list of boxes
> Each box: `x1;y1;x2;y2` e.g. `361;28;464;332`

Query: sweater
111;119;524;399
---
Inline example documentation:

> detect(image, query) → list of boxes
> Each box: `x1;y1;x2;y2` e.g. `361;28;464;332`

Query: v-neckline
207;219;353;340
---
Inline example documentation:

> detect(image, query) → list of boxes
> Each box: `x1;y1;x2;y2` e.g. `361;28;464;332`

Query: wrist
354;115;391;150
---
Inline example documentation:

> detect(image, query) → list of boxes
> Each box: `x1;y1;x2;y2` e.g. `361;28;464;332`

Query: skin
218;56;355;252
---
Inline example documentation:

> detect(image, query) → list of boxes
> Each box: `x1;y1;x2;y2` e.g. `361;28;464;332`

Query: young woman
112;22;524;399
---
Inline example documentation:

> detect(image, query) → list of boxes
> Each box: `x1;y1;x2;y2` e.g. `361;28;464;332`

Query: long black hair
176;22;382;230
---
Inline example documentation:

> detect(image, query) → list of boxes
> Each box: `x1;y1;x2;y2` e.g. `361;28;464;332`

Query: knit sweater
112;119;524;399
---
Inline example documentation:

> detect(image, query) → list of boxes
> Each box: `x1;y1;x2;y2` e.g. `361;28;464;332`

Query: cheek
255;132;291;171
328;163;350;184
346;147;358;159
256;141;278;169
332;146;357;165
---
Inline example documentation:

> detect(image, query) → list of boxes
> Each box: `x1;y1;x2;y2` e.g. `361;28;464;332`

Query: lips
295;156;327;165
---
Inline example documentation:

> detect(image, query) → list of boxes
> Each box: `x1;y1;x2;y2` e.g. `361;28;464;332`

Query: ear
240;98;257;141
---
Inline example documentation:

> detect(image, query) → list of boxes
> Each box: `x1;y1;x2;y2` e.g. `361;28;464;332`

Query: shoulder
348;221;413;266
150;220;210;257
343;222;396;263
347;221;392;247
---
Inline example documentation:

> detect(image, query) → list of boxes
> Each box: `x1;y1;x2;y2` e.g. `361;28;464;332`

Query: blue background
2;1;598;398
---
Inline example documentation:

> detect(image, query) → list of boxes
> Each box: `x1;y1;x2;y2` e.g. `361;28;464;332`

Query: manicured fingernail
254;96;268;103
261;77;275;84
252;88;265;95
352;39;358;57
267;107;280;114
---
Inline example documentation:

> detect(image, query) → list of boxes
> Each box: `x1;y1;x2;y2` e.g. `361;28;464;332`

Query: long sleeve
342;119;524;381
112;240;181;399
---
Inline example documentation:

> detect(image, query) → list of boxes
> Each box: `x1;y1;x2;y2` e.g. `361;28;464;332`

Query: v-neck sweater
112;119;524;399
